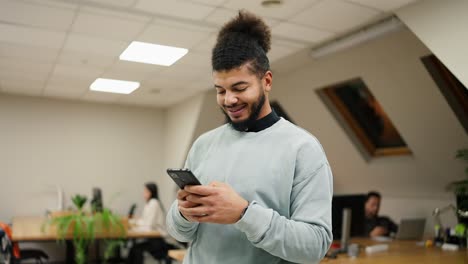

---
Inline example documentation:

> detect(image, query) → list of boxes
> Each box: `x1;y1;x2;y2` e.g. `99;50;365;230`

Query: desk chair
0;223;49;264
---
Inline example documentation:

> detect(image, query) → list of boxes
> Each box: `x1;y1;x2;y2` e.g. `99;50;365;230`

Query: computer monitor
332;194;367;240
91;188;103;213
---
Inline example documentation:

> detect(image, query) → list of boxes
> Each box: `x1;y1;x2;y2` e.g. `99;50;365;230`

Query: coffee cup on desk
347;243;359;257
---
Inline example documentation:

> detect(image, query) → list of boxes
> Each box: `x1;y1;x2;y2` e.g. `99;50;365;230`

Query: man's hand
178;181;248;224
370;226;388;237
177;188;202;222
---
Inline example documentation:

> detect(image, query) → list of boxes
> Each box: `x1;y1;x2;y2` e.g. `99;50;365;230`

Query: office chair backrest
0;222;20;259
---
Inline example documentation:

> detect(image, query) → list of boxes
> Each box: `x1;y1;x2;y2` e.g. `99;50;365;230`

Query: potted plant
448;148;468;225
43;194;126;264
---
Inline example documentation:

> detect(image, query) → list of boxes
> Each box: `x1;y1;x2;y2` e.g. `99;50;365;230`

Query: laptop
395;218;426;240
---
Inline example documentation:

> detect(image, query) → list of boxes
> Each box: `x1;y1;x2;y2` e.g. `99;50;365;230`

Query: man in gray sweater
167;11;333;264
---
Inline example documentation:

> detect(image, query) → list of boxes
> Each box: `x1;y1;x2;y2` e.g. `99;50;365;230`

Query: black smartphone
167;168;202;189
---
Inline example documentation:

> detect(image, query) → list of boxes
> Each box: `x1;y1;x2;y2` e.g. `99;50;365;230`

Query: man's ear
263;71;272;92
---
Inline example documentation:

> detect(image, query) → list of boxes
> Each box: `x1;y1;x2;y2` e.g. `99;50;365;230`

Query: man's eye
217;90;226;94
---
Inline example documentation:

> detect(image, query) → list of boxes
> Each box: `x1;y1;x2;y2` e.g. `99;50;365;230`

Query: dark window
317;78;411;159
422;54;468;134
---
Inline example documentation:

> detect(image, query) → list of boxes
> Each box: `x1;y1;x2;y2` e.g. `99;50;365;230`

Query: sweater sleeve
234;140;333;263
166;139;201;242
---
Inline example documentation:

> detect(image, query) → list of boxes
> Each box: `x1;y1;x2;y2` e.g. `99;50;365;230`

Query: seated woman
127;182;171;264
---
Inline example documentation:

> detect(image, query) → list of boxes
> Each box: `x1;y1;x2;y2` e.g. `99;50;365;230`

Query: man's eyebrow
214;81;249;89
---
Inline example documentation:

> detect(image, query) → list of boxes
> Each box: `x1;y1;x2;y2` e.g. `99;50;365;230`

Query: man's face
213;64;272;129
365;196;380;218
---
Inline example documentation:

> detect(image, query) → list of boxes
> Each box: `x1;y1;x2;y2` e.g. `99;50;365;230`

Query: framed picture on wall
317;78;411;160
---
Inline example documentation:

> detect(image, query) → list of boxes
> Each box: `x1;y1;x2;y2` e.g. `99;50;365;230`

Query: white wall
161;93;205;209
397;0;468;88
191;89;225;142
0;94;165;221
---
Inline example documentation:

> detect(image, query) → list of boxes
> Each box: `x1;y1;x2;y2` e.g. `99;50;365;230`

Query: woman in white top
127;182;171;264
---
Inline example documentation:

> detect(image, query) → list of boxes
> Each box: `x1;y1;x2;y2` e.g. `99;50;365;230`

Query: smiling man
166;11;333;264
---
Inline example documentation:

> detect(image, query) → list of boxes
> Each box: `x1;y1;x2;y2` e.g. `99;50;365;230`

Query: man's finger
185;194;211;205
184;185;217;196
177;189;190;200
179;205;210;216
178;200;200;208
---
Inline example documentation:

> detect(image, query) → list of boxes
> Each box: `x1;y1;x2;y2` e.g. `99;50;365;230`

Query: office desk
167;239;468;263
325;238;467;264
11;216;161;241
12;216;162;263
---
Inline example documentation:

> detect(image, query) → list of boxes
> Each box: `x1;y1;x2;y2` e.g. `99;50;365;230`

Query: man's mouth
226;104;246;117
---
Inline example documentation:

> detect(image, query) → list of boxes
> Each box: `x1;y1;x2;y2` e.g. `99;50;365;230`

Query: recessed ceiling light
119;41;188;66
90;78;140;94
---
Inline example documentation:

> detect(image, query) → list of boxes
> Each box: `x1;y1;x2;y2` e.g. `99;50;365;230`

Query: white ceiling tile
142;73;187;91
161;63;211;82
191;34;217;53
86;0;136;8
0;42;60;63
47;73;94;91
137;21;213;49
22;0;79;10
52;64;104;80
1;79;44;96
63;33;128;56
0;0;76;31
273;22;335;43
175;52;211;69
0;70;49;83
72;7;149;41
182;0;228;6
43;83;87;99
0;24;66;49
82;90;123;103
269;39;306;62
345;0;418;12
103;60;165;81
135;0;216;20
57;51;116;69
223;0;318;20
117;92;167;108
112;60;167;73
0;57;54;75
290;0;381;33
204;8;236;26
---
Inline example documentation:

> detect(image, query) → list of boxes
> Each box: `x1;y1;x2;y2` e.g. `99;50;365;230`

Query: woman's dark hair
212;10;271;78
145;182;159;201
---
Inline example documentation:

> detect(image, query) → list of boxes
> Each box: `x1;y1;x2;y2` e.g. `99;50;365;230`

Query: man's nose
225;91;238;105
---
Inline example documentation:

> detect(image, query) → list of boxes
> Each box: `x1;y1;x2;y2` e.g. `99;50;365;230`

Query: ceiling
0;0;418;108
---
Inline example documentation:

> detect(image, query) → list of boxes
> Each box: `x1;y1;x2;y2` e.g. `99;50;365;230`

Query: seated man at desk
365;191;398;237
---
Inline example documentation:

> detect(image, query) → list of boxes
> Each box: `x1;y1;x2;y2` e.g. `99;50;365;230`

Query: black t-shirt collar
243;110;280;132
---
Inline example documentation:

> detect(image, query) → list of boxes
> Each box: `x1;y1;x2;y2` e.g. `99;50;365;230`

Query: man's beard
222;92;266;131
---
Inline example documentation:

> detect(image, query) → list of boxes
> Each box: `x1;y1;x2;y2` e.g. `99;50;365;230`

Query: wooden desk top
11;216;161;242
324;238;468;264
166;238;468;263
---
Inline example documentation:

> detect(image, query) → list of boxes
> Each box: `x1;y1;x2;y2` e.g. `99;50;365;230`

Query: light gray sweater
167;118;333;264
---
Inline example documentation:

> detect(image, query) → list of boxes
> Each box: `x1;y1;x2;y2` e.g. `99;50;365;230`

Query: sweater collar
232;110;280;133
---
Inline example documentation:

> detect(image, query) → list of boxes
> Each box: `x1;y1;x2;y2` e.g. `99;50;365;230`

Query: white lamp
310;16;404;59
